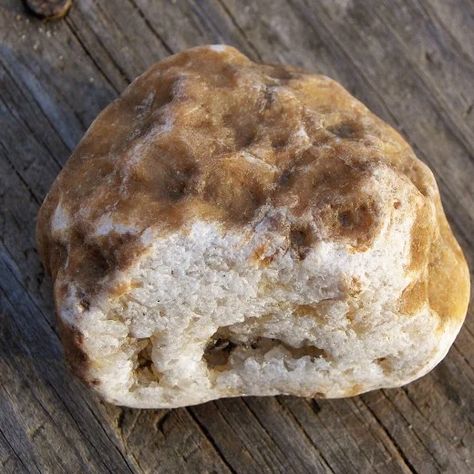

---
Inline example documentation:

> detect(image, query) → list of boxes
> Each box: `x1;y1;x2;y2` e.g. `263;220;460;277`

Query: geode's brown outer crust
37;46;470;378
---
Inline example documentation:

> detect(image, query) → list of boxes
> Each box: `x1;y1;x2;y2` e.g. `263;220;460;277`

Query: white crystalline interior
64;168;455;409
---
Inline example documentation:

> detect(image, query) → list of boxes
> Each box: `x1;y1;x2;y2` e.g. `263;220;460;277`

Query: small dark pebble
23;0;72;20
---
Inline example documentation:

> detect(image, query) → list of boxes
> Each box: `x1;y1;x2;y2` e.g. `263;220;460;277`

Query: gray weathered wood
0;0;472;472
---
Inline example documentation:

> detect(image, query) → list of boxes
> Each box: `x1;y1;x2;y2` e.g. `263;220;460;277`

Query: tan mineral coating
36;45;470;390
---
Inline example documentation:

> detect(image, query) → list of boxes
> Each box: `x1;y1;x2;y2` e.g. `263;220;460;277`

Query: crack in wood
0;428;37;474
380;391;445;471
361;397;417;474
0;143;41;205
368;5;474;155
126;0;174;54
64;17;125;93
214;0;263;61
0;64;68;164
416;0;474;63
154;410;171;434
274;397;335;473
187;407;235;473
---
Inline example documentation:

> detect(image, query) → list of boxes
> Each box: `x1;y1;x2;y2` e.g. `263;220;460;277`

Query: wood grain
0;0;472;472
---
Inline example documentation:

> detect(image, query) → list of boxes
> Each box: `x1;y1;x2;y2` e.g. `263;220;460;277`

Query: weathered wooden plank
189;401;268;473
192;397;332;473
102;406;232;473
375;0;474;140
278;396;414;474
0;0;472;472
64;0;170;89
425;0;474;63
193;398;294;473
0;240;134;473
362;388;471;473
242;397;332;472
0;428;30;474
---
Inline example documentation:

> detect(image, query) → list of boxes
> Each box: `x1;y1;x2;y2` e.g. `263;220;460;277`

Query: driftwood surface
0;0;473;472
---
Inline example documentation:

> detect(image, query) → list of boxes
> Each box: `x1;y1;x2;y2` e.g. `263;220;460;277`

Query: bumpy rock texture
37;45;469;408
